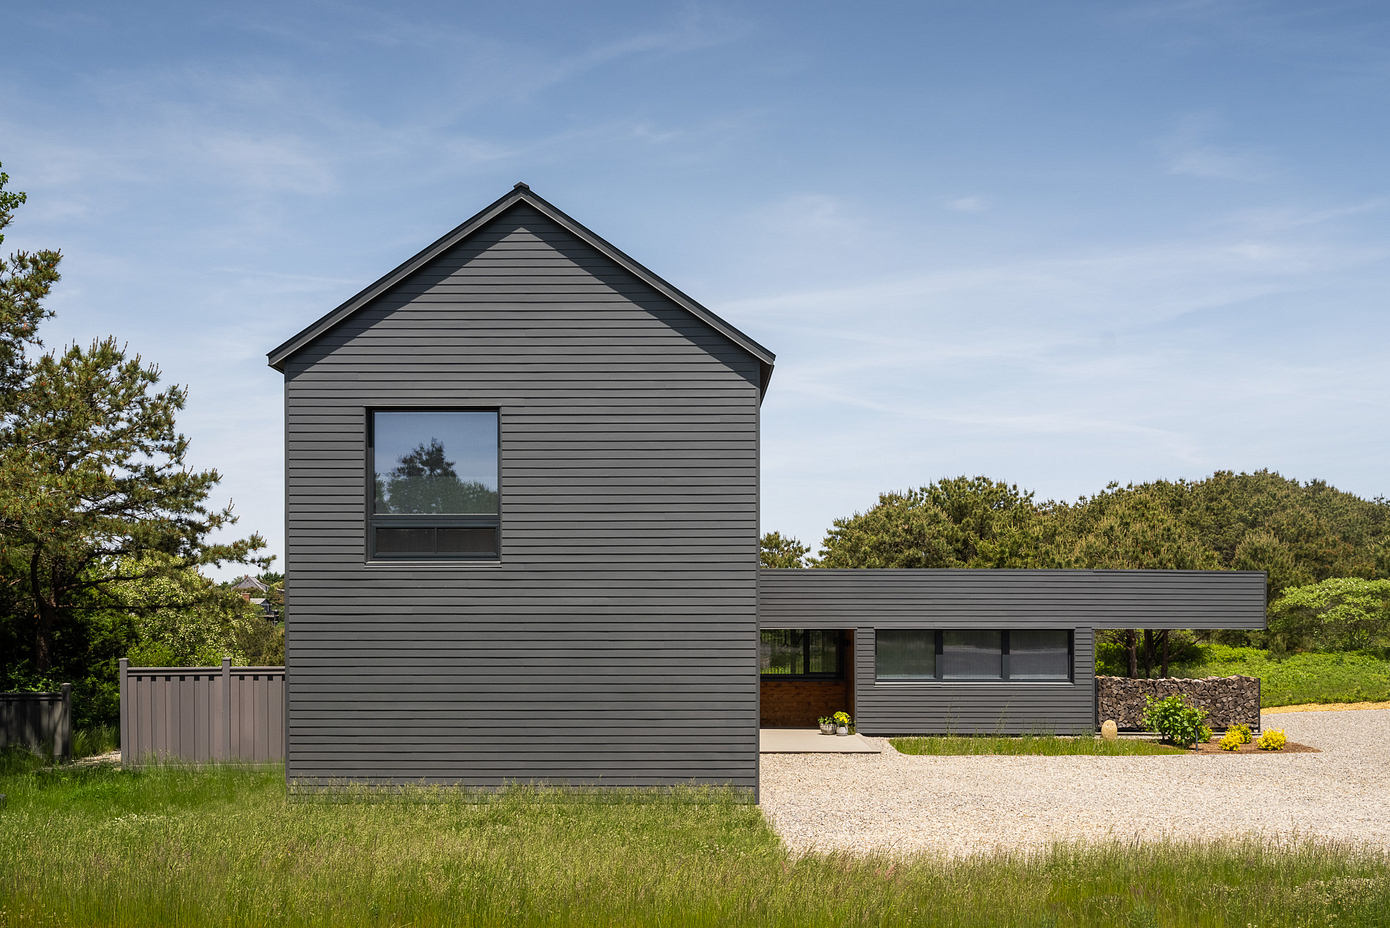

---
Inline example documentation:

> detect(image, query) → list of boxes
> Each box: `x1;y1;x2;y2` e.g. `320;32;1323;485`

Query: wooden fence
120;658;285;765
0;685;72;760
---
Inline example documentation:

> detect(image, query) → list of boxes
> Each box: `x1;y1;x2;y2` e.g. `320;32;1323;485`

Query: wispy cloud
1161;113;1275;181
945;195;990;213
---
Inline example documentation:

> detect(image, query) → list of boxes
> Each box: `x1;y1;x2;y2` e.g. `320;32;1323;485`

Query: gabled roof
267;183;776;395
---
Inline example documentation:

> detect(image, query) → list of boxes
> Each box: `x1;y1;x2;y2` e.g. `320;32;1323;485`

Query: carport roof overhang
757;568;1268;631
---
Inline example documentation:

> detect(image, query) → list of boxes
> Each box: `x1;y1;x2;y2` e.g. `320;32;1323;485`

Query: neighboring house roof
231;576;268;593
266;183;777;395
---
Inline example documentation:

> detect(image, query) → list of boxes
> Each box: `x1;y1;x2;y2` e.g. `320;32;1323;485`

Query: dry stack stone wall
1096;675;1261;731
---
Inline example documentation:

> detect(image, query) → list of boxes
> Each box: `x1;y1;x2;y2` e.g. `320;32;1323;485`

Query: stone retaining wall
1096;675;1261;731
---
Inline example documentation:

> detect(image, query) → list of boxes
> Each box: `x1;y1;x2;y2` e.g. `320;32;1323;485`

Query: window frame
365;407;502;562
874;629;1073;683
758;629;845;680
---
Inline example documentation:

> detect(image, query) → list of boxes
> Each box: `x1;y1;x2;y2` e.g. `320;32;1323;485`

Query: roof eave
267;184;776;398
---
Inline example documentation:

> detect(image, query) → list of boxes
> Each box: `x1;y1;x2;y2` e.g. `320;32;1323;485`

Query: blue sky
4;1;1388;574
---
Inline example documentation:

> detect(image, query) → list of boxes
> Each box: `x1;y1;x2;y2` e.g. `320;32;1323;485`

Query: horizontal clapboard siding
282;203;760;789
758;569;1268;629
762;569;1262;735
852;627;1097;735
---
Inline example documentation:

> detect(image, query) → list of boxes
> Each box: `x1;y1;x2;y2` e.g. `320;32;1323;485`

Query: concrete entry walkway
759;728;881;754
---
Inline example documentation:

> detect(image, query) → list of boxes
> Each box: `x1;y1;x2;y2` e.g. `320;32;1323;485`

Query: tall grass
1173;644;1390;707
71;724;119;758
890;735;1186;756
2;765;1387;926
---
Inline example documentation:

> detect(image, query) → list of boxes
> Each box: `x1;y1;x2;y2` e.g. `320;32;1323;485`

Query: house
231;575;269;595
268;183;1265;793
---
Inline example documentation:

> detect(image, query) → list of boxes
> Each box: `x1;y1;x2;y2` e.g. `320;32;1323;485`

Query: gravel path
759;708;1390;857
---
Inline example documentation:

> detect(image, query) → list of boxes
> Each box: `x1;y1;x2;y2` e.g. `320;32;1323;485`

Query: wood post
57;683;72;762
119;658;128;764
221;657;232;762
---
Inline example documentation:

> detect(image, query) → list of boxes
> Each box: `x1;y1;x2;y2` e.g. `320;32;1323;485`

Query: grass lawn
889;735;1186;756
1172;644;1390;707
3;761;1389;927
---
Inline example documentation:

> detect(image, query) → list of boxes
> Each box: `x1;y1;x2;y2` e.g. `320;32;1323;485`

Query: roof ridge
266;185;775;395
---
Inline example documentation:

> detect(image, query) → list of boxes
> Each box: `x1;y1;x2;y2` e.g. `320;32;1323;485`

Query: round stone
1100;719;1119;740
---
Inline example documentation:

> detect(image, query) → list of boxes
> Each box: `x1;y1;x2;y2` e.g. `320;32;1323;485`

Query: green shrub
1268;578;1390;654
1169;644;1390;707
1141;694;1212;748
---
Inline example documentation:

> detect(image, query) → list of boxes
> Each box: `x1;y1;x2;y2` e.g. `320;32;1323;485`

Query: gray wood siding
759;569;1267;629
282;204;760;788
852;627;1097;735
763;569;1263;735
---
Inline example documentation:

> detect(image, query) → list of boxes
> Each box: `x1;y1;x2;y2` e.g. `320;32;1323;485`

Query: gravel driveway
759;707;1390;857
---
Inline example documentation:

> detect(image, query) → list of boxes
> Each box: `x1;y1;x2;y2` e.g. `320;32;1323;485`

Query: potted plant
833;710;852;736
817;716;835;735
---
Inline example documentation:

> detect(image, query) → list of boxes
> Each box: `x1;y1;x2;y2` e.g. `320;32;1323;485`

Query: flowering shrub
1141;694;1212;748
832;711;852;727
1256;729;1287;751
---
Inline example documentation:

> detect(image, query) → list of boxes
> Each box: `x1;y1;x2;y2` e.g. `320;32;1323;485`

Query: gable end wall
282;205;761;787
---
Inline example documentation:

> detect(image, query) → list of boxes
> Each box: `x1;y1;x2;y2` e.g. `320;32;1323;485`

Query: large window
760;630;842;678
368;410;499;559
1008;630;1072;680
875;630;936;680
875;630;1072;682
942;630;1003;680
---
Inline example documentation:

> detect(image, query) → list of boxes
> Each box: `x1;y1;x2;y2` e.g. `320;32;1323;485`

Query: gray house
269;183;1265;793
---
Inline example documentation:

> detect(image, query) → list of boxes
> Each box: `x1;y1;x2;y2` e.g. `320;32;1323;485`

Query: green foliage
818;476;1042;568
0;163;269;725
71;725;119;759
3;767;1389;928
1095;629;1202;676
1268;577;1390;653
759;531;811;568
1256;729;1287;751
1141;694;1212;748
1046;484;1220;570
819;471;1389;594
1171;643;1390;707
0;163;60;403
820;471;1390;678
97;556;284;668
890;735;1186;756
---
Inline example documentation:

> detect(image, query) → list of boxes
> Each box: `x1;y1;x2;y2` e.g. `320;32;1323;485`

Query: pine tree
0;165;266;677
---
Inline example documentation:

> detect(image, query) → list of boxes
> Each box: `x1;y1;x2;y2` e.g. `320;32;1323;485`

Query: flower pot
819;722;834;735
836;725;849;736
